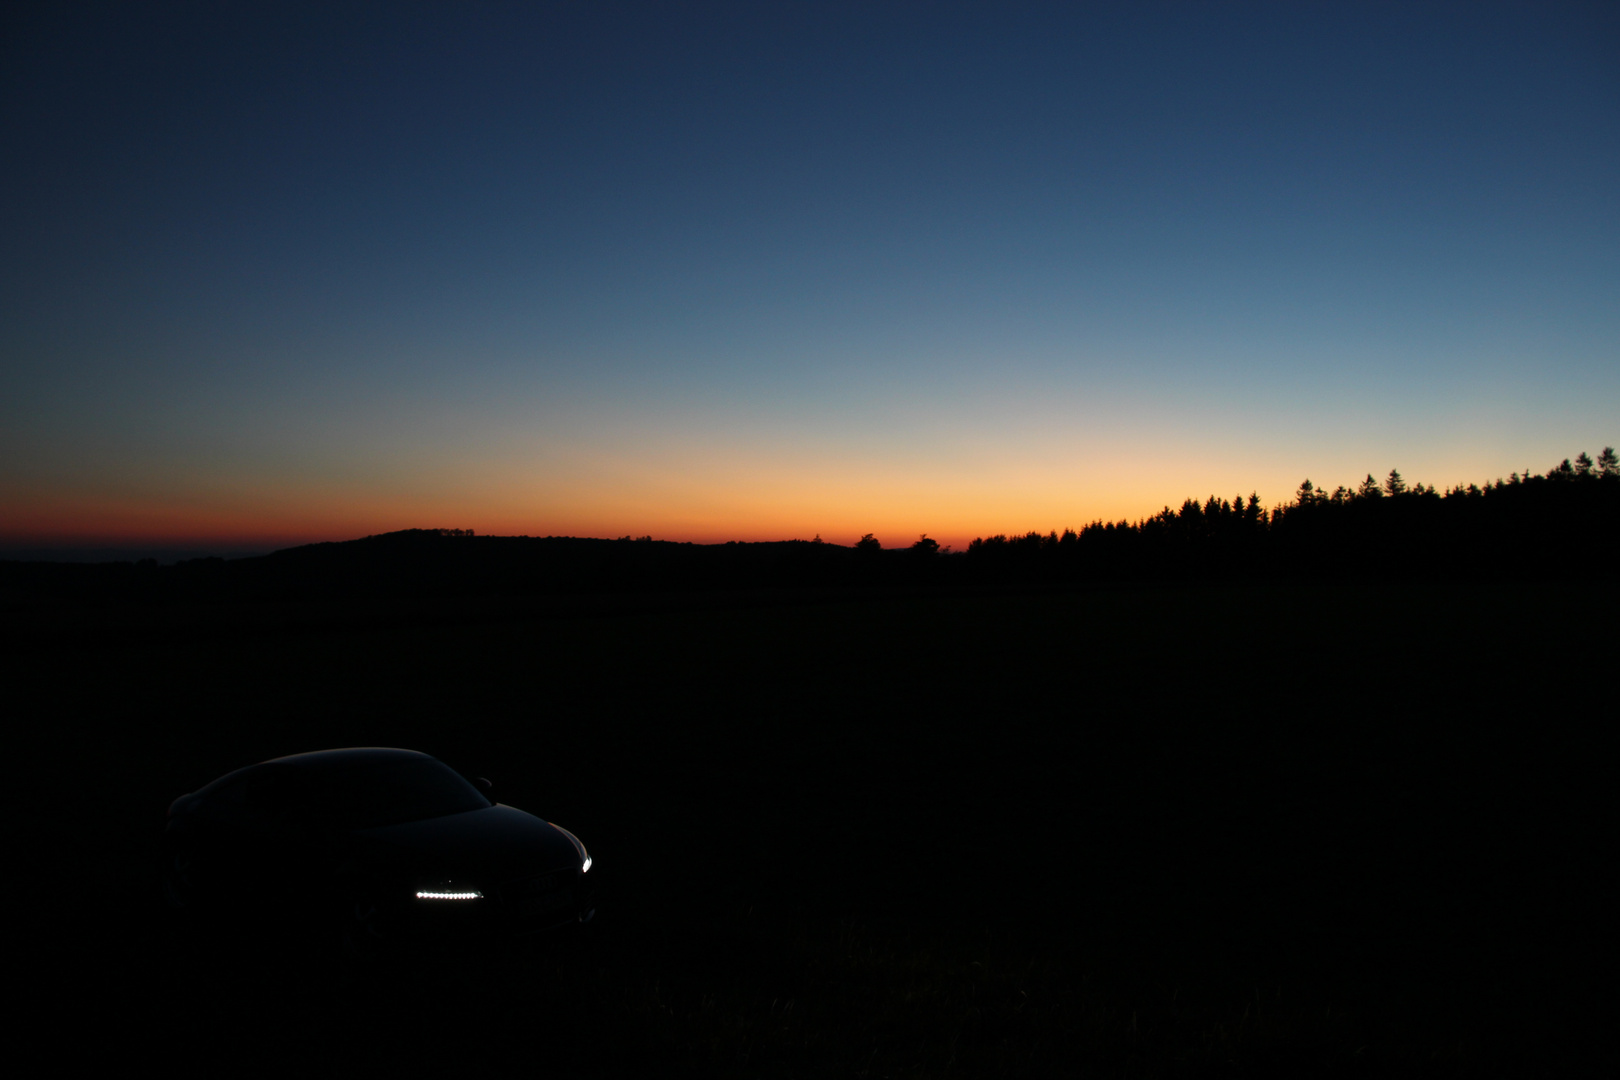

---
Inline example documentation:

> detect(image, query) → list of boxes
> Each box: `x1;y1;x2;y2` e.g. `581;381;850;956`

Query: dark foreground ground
10;580;1615;1076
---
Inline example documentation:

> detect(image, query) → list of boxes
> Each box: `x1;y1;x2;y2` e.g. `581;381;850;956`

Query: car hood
343;804;579;880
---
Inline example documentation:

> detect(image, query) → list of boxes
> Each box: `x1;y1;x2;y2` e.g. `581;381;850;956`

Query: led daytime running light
415;888;483;900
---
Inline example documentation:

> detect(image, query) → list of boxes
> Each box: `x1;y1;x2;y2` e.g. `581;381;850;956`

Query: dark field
12;580;1615;1076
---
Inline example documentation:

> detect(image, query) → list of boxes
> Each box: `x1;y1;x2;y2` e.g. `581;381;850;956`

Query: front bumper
382;867;595;942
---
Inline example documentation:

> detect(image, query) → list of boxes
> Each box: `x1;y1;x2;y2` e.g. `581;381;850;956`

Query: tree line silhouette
965;448;1619;581
2;449;1614;607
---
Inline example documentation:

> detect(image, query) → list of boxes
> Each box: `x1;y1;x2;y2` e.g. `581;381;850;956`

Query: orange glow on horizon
12;438;1546;554
0;480;1219;554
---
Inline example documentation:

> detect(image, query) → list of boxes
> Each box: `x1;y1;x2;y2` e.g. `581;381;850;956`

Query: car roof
196;747;440;794
262;747;437;770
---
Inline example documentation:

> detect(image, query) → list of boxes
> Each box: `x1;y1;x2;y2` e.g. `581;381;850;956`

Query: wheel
342;896;387;960
160;848;196;911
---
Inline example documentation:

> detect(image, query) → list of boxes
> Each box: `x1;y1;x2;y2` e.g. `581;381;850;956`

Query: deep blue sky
4;2;1616;552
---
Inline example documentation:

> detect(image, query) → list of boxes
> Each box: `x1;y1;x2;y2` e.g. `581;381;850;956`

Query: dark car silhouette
161;747;594;953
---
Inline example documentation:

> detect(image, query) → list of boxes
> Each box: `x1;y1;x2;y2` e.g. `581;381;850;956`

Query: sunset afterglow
4;5;1615;558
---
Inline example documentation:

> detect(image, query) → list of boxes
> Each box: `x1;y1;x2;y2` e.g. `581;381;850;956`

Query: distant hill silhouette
2;449;1615;605
0;531;927;606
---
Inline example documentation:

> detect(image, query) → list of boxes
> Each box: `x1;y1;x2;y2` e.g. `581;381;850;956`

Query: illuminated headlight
552;823;592;874
415;888;483;900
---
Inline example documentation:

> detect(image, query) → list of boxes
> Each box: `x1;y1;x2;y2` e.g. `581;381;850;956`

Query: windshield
246;754;491;830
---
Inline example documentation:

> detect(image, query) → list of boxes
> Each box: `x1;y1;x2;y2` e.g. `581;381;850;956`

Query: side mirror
476;777;495;799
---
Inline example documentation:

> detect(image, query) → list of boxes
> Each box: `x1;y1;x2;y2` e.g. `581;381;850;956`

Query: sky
3;1;1617;557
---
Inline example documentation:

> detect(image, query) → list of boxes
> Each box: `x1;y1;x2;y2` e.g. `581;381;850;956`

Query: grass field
12;579;1615;1076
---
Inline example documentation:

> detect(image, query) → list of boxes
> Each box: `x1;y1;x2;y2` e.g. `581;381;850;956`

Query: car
161;747;595;954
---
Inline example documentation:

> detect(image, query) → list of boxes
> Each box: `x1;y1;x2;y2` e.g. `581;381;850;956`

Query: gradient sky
3;2;1617;555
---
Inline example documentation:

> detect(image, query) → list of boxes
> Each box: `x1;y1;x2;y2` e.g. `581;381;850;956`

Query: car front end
342;807;595;949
